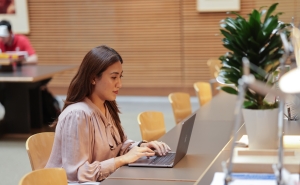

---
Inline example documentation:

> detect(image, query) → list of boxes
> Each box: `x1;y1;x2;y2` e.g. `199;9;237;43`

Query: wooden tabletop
0;65;77;82
108;92;238;182
101;179;195;185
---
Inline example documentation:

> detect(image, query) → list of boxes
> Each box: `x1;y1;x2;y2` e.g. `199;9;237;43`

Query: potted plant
218;3;290;149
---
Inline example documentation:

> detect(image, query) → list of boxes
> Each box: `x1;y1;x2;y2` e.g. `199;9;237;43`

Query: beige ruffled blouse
45;98;138;182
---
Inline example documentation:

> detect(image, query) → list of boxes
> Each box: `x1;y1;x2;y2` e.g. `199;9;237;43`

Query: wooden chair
26;132;55;170
168;92;192;124
207;59;222;79
18;168;67;185
292;26;300;65
138;111;166;141
193;82;212;106
207;59;222;96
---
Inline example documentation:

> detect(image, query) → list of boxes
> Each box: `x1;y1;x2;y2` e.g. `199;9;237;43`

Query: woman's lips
113;91;118;94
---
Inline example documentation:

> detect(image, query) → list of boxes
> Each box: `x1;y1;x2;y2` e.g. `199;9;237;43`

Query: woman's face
92;61;123;102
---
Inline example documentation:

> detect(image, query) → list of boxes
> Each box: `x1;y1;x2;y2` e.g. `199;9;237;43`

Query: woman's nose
117;78;122;88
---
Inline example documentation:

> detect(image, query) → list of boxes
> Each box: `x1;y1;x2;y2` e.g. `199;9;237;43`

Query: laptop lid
172;113;196;166
128;112;196;167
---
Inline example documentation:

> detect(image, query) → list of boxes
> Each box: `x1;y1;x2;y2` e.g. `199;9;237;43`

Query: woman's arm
116;137;155;167
56;111;120;182
114;146;155;167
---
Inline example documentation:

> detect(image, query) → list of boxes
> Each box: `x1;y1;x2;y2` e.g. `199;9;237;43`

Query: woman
45;45;171;182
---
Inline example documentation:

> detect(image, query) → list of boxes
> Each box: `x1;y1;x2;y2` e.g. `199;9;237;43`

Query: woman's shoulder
58;100;95;121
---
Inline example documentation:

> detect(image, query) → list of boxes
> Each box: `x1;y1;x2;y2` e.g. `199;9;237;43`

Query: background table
0;65;76;134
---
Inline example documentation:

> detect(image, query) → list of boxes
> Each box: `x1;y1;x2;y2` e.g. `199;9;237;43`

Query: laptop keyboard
150;153;176;165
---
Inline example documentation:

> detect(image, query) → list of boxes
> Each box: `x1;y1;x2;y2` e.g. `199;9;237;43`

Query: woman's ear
91;77;96;85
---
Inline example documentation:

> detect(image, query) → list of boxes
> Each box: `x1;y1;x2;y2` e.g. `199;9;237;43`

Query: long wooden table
106;92;238;184
101;179;194;185
0;65;76;134
103;91;300;185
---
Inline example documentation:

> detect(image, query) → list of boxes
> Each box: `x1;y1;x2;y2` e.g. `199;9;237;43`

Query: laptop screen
173;113;196;165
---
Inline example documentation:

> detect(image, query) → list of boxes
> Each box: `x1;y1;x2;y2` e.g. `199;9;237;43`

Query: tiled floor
0;95;199;185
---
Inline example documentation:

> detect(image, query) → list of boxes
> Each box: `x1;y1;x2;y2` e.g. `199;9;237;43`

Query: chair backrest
292;26;300;66
207;59;222;79
193;82;212;106
138;111;166;141
26;132;55;170
207;59;222;96
19;168;67;185
168;92;192;124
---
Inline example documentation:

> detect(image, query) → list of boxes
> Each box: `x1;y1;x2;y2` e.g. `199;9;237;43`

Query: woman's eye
112;77;117;79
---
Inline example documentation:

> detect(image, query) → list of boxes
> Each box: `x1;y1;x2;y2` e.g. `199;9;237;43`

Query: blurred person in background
0;19;38;64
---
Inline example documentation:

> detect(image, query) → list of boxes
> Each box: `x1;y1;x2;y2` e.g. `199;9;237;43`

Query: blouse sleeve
118;135;139;155
58;110;116;182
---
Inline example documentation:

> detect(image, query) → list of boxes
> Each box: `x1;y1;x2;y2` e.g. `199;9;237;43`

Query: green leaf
225;18;240;31
220;30;235;43
260;35;282;57
224;24;237;35
259;6;267;12
236;17;251;37
262;16;278;36
261;101;278;109
220;86;238;95
250;9;261;23
220;66;241;78
260;9;267;17
253;73;266;81
220;72;239;86
275;12;283;17
245;90;257;102
256;30;269;45
264;3;278;23
235;36;248;51
245;49;260;63
243;101;256;108
229;11;243;18
248;10;261;39
219;57;241;69
248;37;261;51
223;42;245;56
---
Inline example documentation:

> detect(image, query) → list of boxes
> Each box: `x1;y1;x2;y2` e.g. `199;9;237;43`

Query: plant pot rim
242;108;279;110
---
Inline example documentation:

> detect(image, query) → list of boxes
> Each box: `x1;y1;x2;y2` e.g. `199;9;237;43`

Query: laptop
128;113;196;168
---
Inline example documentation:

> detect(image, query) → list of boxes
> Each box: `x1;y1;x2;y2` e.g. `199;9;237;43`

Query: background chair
207;59;222;79
168;92;192;124
193;82;212;106
138;111;166;141
18;168;67;185
26;132;55;170
207;59;222;96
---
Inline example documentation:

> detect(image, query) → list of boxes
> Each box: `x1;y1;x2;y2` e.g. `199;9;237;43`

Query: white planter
242;108;279;149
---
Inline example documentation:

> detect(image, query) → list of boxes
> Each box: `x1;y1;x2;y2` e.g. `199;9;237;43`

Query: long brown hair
52;45;125;142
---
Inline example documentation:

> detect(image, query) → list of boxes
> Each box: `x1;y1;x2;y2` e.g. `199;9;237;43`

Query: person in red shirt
0;20;38;64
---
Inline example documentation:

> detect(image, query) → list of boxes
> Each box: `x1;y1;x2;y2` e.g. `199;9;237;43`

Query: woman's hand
141;141;171;156
122;146;155;164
